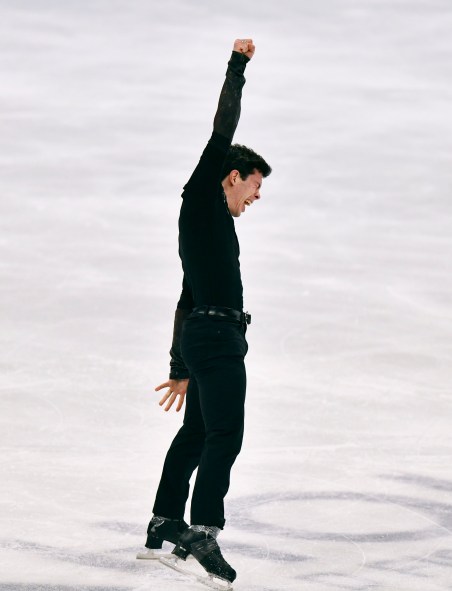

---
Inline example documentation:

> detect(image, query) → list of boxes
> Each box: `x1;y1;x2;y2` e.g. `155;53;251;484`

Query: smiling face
222;169;263;218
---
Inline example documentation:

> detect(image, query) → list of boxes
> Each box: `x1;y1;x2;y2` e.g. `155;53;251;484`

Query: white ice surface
1;1;452;590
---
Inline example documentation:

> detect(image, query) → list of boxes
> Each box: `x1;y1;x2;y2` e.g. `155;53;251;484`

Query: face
224;169;263;218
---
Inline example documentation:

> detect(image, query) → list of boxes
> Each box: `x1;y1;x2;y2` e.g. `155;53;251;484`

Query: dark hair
221;144;272;181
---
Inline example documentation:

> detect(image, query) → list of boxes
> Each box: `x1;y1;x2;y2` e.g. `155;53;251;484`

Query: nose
254;190;261;200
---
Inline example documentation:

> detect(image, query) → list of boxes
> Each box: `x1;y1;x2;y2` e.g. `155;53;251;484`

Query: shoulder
182;132;232;198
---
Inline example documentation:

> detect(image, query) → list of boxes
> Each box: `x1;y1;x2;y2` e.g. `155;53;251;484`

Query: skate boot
136;515;189;559
172;527;236;584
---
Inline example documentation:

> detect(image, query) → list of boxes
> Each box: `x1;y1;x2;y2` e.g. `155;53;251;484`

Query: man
138;39;271;585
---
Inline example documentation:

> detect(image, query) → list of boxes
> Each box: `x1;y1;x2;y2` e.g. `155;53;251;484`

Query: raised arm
182;40;255;197
213;39;255;140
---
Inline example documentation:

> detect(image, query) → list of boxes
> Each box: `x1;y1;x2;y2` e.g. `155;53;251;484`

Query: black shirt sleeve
177;274;195;310
182;51;250;202
213;51;250;140
169;308;191;380
169;276;194;380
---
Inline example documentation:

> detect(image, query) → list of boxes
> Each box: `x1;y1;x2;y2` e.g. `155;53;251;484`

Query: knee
170;424;205;448
205;425;244;456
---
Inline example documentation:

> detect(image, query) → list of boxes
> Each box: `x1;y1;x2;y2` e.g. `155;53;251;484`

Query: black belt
192;306;251;325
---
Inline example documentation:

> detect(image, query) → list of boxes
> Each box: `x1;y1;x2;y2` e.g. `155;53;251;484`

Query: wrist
230;50;250;64
169;368;190;380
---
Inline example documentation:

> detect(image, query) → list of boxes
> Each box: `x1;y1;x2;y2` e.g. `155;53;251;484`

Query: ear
229;169;240;185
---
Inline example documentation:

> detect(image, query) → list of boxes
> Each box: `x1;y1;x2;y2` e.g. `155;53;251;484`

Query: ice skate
136;546;175;560
136;516;188;560
160;527;236;589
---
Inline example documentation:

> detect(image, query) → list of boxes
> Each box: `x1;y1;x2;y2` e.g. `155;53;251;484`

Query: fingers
164;392;177;412
175;393;186;412
158;388;172;406
157;384;187;412
234;38;253;54
161;391;186;412
155;377;188;411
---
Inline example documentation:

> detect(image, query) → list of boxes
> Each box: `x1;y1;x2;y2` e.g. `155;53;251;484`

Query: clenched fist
233;38;255;60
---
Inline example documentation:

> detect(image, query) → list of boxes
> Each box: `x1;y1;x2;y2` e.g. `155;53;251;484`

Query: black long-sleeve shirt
169;51;249;380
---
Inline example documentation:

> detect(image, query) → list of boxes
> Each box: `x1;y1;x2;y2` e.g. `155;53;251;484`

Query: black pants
152;314;248;528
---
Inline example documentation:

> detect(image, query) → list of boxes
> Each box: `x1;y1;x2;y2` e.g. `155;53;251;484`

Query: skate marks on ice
229;489;451;543
225;477;452;588
2;481;451;591
0;587;128;591
0;537;145;575
0;535;189;578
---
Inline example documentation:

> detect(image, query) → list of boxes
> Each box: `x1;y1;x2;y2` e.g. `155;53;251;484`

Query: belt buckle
243;311;251;325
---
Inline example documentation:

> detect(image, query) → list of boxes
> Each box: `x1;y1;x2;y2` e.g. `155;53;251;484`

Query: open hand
233;38;255;60
155;378;189;412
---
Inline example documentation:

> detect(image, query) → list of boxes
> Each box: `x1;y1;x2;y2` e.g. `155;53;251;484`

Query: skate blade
160;557;233;590
136;548;174;560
